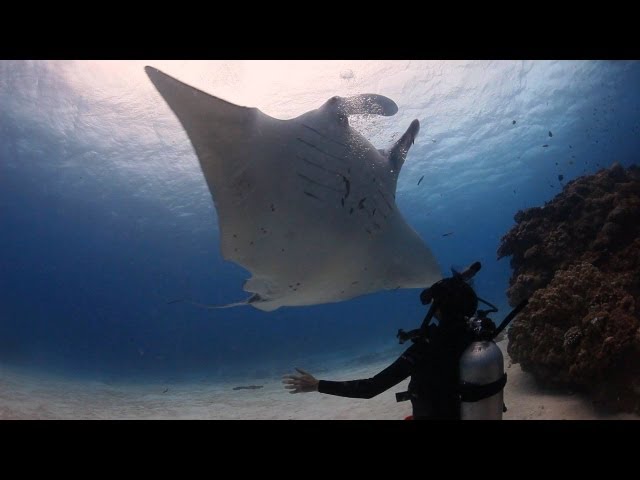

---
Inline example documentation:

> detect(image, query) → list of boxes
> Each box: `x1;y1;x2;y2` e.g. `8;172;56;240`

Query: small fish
442;232;454;237
513;190;517;194
233;385;264;391
542;144;549;148
417;175;424;185
549;131;553;137
162;388;169;394
512;120;516;125
558;174;564;182
303;191;320;200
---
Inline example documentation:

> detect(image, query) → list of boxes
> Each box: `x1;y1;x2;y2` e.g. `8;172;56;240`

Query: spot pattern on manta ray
144;66;441;310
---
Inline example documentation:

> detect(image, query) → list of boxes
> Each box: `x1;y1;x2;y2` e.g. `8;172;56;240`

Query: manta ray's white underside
145;66;442;311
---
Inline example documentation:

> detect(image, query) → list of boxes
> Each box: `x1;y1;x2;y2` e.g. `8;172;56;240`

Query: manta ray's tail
166;294;263;310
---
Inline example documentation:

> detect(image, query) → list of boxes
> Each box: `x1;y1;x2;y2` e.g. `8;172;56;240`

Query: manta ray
145;66;441;311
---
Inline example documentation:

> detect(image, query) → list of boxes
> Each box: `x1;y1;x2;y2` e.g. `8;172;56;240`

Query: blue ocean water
1;60;639;384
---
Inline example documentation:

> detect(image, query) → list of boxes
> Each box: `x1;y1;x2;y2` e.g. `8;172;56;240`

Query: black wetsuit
317;322;474;420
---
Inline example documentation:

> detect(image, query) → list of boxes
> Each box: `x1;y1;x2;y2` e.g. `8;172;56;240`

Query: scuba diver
282;261;529;420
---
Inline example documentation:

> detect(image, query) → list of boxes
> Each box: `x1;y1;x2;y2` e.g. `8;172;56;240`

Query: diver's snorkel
453;261;482;282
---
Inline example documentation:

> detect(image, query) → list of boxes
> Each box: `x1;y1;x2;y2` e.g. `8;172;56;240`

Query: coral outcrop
498;164;640;414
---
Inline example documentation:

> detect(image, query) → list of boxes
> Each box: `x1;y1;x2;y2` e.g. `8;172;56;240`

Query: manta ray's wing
146;66;293;270
145;66;266;206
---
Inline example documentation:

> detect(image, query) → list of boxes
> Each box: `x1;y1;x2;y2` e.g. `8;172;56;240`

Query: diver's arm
316;348;417;399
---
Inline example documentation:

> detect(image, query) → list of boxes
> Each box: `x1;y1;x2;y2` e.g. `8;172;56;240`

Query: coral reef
498;164;640;414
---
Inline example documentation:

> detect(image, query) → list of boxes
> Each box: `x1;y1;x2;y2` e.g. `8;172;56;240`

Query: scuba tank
459;311;506;420
459;340;505;420
458;299;528;420
396;261;529;420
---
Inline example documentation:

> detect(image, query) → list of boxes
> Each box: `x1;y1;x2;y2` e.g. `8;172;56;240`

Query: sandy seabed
0;340;637;420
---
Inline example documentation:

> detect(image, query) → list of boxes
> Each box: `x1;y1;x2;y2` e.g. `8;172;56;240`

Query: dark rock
498;163;640;414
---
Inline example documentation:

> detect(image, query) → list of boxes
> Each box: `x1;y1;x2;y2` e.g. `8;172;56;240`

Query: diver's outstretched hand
282;368;319;394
